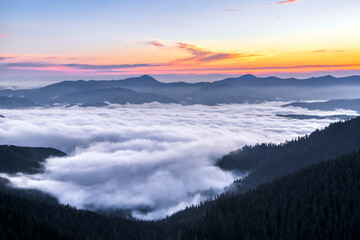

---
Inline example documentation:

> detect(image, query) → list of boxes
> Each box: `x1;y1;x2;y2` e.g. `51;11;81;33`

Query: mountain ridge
1;74;360;107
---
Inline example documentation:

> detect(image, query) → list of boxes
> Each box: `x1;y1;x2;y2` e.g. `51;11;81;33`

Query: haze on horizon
1;0;360;86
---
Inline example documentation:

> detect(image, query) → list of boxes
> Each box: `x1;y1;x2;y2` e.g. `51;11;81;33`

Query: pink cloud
175;42;260;63
311;49;346;53
147;40;165;48
223;9;238;12
276;0;298;4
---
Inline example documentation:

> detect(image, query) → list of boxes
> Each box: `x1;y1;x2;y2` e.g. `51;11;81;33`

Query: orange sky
1;0;360;82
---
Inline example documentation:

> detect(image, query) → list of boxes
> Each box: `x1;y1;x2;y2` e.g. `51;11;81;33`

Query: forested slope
0;145;66;174
217;117;360;191
166;150;360;240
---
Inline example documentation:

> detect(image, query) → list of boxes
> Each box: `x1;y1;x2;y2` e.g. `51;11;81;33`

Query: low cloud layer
0;103;356;219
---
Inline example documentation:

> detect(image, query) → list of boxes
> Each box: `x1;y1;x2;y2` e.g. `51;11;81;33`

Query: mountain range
1;74;360;108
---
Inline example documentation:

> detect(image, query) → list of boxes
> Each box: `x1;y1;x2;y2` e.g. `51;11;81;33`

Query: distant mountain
0;96;37;109
210;74;360;100
276;114;358;120
213;74;360;87
284;98;360;113
0;75;200;107
217;116;360;192
52;86;177;106
178;82;274;105
1;74;360;107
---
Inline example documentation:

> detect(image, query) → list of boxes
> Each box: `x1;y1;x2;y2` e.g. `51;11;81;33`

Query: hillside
217;117;360;191
0;145;66;174
166;150;360;240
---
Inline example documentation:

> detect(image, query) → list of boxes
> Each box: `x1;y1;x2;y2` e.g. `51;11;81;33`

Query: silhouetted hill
0;145;66;174
0;75;202;105
53;86;177;106
211;75;360;100
1;75;360;107
179;82;274;105
214;74;360;87
0;182;161;240
284;98;360;113
217;117;360;192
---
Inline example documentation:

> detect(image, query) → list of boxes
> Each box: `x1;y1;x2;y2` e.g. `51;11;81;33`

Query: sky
1;0;360;85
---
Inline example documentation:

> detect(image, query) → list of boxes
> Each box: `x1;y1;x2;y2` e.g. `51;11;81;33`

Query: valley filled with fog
0;102;357;219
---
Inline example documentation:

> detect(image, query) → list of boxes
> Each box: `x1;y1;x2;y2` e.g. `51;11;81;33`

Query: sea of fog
0;102;357;219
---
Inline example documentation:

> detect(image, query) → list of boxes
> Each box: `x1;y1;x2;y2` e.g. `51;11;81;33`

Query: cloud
146;40;165;48
275;0;298;4
0;103;354;220
1;42;260;72
177;43;210;57
162;63;360;73
63;63;157;70
6;62;52;68
146;40;259;63
175;42;258;63
311;49;346;53
4;62;159;71
0;56;14;61
223;9;238;12
0;34;7;37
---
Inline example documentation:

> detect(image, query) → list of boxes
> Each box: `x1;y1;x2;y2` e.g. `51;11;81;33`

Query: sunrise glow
1;0;360;83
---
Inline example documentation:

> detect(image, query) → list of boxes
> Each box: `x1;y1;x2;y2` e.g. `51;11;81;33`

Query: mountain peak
317;75;335;79
240;74;257;79
138;75;157;82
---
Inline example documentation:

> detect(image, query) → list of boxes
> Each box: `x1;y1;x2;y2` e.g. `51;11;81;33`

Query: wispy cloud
4;62;160;71
275;0;298;4
0;56;14;61
223;9;239;12
311;49;346;53
146;40;165;48
175;42;259;63
63;63;158;70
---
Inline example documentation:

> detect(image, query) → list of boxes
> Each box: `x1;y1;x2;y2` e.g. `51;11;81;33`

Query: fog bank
0;102;356;219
